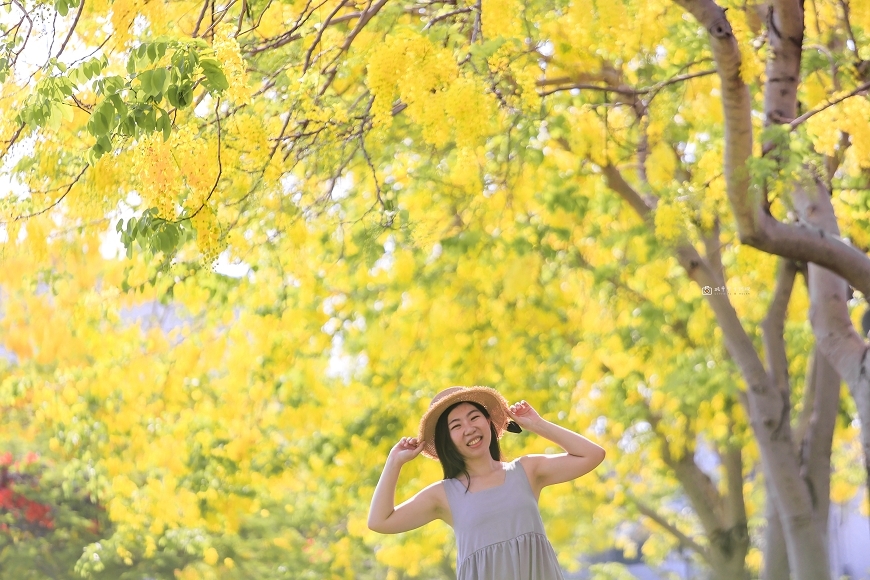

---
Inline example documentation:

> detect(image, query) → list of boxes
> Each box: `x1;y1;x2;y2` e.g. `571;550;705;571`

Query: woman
368;386;606;580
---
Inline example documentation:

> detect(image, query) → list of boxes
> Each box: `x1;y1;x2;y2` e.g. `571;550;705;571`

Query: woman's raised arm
509;401;606;493
367;437;447;534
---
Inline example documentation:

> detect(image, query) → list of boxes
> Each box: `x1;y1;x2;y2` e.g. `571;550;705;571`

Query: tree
1;0;869;578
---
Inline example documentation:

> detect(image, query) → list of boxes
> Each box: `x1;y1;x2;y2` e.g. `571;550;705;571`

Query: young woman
368;386;606;580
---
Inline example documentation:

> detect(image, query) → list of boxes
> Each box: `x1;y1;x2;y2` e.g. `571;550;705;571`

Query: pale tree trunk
793;178;870;536
671;0;870;575
764;494;790;580
800;349;840;543
761;0;855;574
682;0;870;484
756;259;831;579
600;165;818;578
601;171;756;577
764;346;842;579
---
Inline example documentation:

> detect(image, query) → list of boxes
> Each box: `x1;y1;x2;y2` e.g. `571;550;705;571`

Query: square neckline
453;460;511;494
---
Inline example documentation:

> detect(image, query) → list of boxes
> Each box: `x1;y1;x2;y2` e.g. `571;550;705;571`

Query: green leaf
138;70;153;96
55;0;69;17
200;59;229;92
96;134;111;153
151;68;168;96
138;107;156;132
108;93;127;118
88;110;107;136
102;76;125;93
158;108;171;141
47;104;62;131
167;84;179;108
177;83;193;108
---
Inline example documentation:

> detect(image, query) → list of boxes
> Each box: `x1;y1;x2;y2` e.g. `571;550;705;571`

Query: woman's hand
508;400;544;431
388;437;424;465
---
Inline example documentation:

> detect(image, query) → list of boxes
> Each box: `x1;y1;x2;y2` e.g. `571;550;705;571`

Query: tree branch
788;81;870;129
793;346;817;450
12;166;88;221
55;0;84;59
317;0;389;97
191;0;211;37
302;0;349;72
538;69;717;98
672;0;757;238
749;210;870;299
657;430;726;537
761;259;797;399
627;492;710;561
601;163;655;220
722;439;747;530
599;162;768;391
764;0;804;124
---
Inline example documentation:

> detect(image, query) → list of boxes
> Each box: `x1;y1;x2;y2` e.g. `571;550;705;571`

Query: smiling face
433;400;502;480
446;402;492;458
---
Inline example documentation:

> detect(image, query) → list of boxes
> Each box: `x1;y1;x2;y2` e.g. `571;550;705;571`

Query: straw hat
417;386;520;460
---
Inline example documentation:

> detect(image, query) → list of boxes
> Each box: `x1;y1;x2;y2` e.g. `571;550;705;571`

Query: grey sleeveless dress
443;458;565;580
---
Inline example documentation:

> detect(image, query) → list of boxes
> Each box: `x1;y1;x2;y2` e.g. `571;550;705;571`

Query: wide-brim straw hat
417;386;517;460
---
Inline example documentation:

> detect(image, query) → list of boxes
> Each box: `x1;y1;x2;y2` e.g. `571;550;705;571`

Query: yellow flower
203;546;219;566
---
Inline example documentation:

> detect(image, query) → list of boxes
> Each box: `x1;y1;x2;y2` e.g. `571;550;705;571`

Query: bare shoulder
517;454;543;475
418;479;452;524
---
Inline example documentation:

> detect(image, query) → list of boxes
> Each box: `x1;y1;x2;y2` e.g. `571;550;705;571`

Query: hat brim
417;386;512;460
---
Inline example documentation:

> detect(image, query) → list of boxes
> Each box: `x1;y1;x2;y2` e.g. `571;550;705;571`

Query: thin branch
538;69;717;98
359;131;385;216
701;216;724;281
191;0;211;37
69;34;113;67
178;99;222;222
235;0;246;37
789;81;870;129
243;0;329;55
423;6;474;29
317;0;389;96
838;0;861;63
9;0;33;64
1;122;25;159
55;0;85;58
627;492;710;561
197;0;239;39
302;0;349;72
12;166;88;221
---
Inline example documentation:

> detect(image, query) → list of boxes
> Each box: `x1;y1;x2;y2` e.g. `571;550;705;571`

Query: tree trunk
794;179;870;554
709;552;751;580
801;348;840;543
764;495;790;580
763;345;840;579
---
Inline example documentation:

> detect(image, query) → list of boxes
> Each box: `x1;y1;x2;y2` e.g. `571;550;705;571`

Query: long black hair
434;401;501;493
